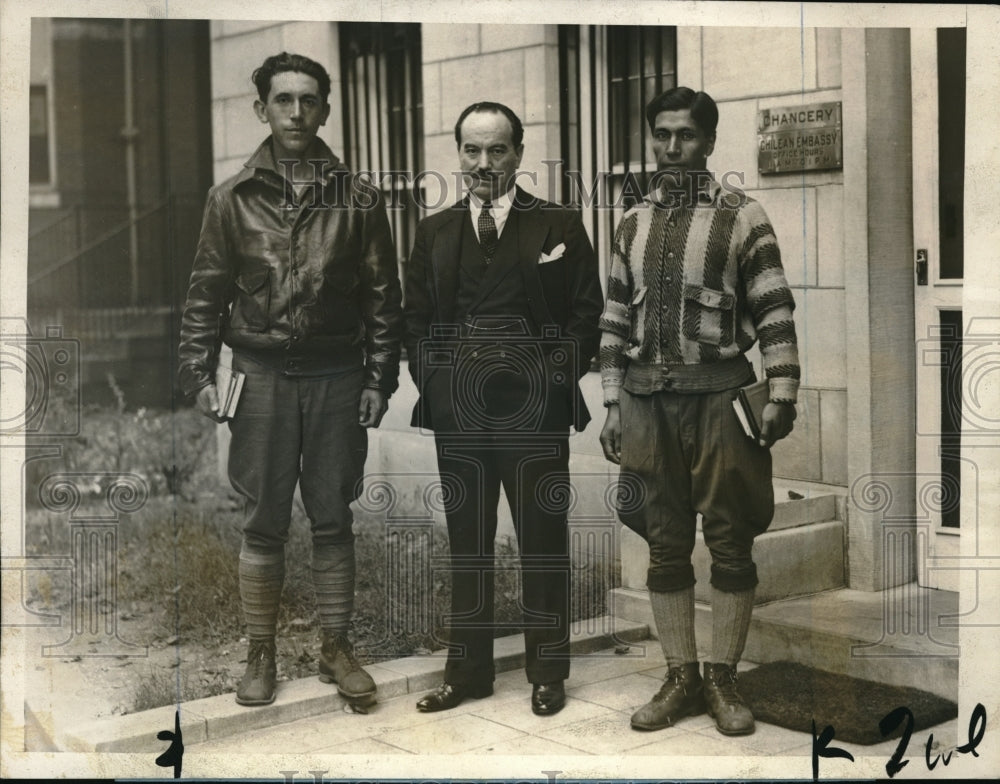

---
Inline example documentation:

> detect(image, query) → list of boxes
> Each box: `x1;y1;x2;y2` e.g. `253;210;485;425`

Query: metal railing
29;200;168;287
28;196;204;312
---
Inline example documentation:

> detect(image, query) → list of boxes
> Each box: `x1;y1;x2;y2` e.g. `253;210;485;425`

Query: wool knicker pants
227;353;368;550
617;385;775;593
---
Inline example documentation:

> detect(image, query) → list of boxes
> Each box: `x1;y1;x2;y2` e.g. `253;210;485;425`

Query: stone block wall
684;27;848;486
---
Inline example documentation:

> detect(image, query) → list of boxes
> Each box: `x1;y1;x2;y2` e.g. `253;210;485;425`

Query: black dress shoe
416;681;493;713
531;681;566;716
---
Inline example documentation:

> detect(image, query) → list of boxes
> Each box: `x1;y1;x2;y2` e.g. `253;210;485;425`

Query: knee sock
312;542;356;635
649;586;698;669
711;586;755;667
239;544;285;641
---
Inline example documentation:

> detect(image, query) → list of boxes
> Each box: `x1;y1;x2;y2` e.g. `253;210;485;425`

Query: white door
911;27;965;592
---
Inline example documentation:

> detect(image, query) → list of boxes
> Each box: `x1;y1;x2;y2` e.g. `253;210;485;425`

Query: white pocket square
538;243;566;264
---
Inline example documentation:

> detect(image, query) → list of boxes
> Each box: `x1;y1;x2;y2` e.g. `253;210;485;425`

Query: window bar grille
587;25;600;263
408;40;423;186
361;48;372;171
351;51;363;172
619;30;630;176
376;38;389;179
558;25;571;206
638;29;647;191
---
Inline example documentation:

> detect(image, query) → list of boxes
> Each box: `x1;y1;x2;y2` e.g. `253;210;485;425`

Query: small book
732;377;770;440
215;364;246;419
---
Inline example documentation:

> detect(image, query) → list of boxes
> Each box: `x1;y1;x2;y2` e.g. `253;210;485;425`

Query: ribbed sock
649;586;698;669
711;586;755;667
238;543;285;641
312;542;355;635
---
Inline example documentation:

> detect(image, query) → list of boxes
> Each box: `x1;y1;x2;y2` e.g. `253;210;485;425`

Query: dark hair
454;102;524;148
645;86;718;136
252;52;331;104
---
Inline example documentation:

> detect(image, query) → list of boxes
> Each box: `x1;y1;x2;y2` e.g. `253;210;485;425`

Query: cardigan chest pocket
682;284;735;346
624;286;647;357
233;266;271;332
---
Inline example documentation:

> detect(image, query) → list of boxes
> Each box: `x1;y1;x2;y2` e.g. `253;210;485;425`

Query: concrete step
620;517;847;605
770;486;839;530
608;585;958;701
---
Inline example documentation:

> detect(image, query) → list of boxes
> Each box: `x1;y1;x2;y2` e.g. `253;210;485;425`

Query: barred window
558;25;677;291
607;27;677;169
607;25;677;206
340;22;423;278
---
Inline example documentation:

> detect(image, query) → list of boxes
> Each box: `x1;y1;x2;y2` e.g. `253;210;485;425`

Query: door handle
916;249;928;286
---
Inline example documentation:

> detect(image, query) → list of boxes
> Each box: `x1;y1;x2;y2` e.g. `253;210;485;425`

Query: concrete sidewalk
25;612;964;781
29;615;649;753
182;639;954;762
27;609;960;759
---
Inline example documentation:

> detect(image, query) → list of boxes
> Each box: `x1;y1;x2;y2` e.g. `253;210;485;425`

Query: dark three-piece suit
403;186;603;687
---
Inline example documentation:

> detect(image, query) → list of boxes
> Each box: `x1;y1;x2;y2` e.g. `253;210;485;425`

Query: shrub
24;377;216;508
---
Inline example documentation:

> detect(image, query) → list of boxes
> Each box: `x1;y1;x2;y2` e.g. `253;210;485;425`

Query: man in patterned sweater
598;86;799;736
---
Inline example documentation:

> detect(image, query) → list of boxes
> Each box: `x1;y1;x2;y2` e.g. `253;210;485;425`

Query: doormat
736;661;957;745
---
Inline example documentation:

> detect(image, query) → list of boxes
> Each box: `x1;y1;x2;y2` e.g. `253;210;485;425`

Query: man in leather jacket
177;52;402;708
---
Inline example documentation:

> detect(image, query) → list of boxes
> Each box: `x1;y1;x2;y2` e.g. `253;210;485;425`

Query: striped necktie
478;200;498;263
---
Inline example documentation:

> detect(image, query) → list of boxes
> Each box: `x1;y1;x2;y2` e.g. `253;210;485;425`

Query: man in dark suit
403;102;603;716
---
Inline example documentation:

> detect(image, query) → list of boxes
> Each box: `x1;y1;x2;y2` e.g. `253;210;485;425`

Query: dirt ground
20;495;411;721
23;591;338;723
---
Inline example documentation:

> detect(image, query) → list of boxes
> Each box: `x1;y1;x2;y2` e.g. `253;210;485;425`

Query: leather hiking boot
319;632;377;705
235;638;277;706
703;662;755;736
630;662;705;731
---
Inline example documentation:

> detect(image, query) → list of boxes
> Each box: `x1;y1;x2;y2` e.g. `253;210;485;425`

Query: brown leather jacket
178;138;402;397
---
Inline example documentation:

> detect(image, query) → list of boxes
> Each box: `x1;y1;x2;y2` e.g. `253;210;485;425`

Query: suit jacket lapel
430;203;466;323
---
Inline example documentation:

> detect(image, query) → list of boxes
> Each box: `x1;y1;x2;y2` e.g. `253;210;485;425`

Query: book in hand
732;377;770;441
214;365;246;419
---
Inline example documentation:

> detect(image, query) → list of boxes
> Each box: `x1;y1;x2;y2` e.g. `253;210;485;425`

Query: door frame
911;26;962;592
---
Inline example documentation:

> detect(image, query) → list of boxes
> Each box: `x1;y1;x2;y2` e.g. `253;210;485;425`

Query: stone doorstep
697;519;846;604
768;491;837;531
30;616;649;753
619;517;847;605
608;587;958;702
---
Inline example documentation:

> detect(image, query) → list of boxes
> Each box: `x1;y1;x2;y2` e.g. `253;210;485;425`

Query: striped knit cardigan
598;184;800;405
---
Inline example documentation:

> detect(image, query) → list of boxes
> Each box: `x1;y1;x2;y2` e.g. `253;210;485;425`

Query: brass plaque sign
758;101;842;174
